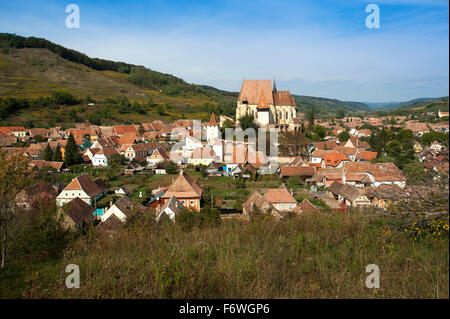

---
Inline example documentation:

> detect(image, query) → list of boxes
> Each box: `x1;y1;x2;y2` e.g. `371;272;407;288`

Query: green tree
138;124;145;135
67;109;78;122
109;154;126;167
166;161;178;174
34;134;47;143
238;114;258;131
44;143;53;161
52;146;63;162
64;134;81;166
307;108;315;131
87;113;101;126
338;130;350;143
336;108;345;119
313;125;326;139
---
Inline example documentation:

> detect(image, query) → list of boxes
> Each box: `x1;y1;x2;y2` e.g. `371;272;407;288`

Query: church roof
257;90;270;109
274;91;293;106
238;80;273;105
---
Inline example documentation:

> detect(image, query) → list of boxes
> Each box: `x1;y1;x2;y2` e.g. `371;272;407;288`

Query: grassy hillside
0;211;448;298
0;33;237;127
4;33;446;125
292;95;372;116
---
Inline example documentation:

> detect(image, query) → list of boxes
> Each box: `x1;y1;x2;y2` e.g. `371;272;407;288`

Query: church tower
206;112;220;143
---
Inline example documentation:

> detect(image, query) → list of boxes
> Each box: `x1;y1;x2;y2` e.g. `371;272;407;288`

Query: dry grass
14;211;448;299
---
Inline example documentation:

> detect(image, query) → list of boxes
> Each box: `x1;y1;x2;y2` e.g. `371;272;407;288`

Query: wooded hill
2;33;446;127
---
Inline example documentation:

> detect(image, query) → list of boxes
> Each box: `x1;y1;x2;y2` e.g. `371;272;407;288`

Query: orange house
161;171;203;212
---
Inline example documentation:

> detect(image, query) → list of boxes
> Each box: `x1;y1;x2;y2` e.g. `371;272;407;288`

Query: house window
190;200;194;206
289;204;293;209
181;200;185;205
282;204;285;209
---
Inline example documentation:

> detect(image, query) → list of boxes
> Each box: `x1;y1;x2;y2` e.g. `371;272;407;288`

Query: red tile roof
264;184;297;204
162;171;203;199
238;80;273;105
280;166;316;177
323;152;349;167
64;174;104;197
257;90;270;109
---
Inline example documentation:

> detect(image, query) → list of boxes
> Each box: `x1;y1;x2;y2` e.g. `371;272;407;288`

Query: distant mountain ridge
292;94;372;115
365;97;449;111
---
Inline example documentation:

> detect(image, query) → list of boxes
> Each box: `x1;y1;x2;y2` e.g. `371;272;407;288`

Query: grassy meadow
0;210;448;299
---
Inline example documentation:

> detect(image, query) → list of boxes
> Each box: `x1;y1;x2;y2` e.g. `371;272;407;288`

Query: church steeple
273;77;277;93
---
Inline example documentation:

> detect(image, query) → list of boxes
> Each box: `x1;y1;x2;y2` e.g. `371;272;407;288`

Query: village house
332;146;357;161
355;149;378;162
363;184;409;208
280;166;316;180
438;109;449;118
413;141;424;153
309;149;336;167
242;191;282;221
311;140;338;151
15;181;58;211
344;136;370;150
115;186;131;197
82;147;100;161
124;143;158;162
293;199;320;215
30;160;64;171
430;141;444;153
327;181;371;207
124;162;144;175
56;174;108;206
112;125;138;137
155;195;185;224
147;147;169;167
263;184;297;212
322;152;350;168
306;167;344;187
101;196;137;223
96;214;124;234
92;147;120;167
59;197;96;231
161;171;203;212
405;122;430;136
349;128;372;138
343;162;407;188
0;134;17;147
0;126;27;138
90;137;116;149
28;128;49;139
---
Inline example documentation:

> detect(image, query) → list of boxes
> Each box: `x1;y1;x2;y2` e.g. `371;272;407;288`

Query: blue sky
0;0;448;102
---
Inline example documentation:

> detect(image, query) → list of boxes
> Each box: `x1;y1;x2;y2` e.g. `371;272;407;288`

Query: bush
176;206;221;232
9;203;73;263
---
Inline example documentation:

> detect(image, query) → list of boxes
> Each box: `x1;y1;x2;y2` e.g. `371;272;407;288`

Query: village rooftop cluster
1;80;449;232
